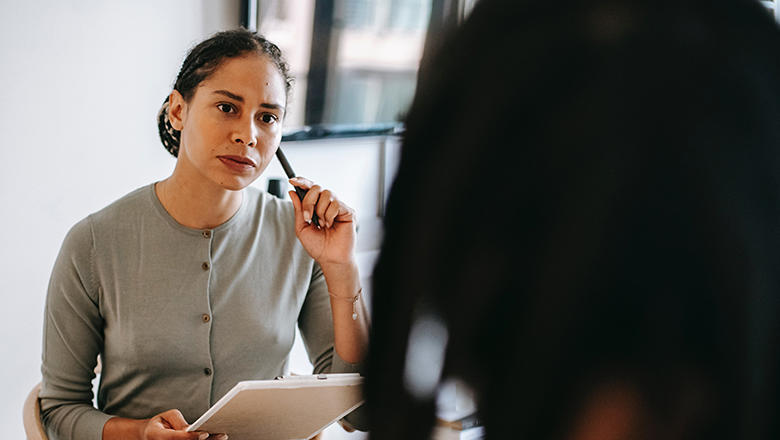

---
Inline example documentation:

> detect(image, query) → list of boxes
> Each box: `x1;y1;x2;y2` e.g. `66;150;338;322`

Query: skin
567;382;644;440
102;53;368;439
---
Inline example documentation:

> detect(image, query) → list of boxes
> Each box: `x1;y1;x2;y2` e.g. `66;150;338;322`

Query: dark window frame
243;0;468;139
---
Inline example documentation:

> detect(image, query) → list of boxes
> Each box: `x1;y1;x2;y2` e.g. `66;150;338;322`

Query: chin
216;176;257;192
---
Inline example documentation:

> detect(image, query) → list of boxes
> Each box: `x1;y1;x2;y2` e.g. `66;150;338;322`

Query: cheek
188;117;222;157
258;148;276;170
254;142;279;174
258;130;280;153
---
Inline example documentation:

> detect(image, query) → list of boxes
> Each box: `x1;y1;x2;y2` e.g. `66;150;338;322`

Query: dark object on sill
282;123;404;142
267;178;286;199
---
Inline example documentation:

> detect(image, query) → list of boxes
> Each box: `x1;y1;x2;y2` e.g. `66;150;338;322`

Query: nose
232;117;258;147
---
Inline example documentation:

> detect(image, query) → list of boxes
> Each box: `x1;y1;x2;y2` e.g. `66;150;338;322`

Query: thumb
289;190;306;230
160;409;191;430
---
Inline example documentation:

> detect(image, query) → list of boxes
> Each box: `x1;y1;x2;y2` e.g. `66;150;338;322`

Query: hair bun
157;96;181;158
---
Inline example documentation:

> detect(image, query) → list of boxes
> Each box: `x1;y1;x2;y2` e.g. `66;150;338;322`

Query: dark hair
157;28;293;157
368;0;780;439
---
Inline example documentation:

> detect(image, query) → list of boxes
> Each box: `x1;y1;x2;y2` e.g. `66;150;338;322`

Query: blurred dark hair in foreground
367;0;780;439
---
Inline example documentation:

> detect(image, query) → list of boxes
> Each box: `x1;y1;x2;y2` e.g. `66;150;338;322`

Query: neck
155;165;243;230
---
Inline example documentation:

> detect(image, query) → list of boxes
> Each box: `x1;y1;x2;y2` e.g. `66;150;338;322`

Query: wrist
320;260;359;284
102;417;147;440
137;418;148;440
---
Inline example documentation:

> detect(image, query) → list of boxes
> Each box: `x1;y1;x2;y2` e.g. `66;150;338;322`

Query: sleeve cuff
328;350;368;431
329;349;363;374
43;406;114;440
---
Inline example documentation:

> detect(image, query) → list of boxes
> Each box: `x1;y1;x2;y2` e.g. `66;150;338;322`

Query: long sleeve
297;261;368;430
40;217;113;440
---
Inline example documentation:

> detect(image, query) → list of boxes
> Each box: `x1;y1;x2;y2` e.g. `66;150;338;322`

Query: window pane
328;0;431;125
257;0;316;128
257;0;431;128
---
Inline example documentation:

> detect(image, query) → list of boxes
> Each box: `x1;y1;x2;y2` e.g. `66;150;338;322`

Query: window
247;0;435;130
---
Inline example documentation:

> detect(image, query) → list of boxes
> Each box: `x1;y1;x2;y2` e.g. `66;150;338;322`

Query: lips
217;155;257;172
218;155;257;167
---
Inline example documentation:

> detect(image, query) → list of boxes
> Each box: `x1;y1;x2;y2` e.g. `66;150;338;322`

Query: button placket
199;229;214;384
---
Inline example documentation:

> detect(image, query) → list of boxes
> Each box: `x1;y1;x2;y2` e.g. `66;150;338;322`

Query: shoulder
62;186;148;245
59;215;94;259
242;187;310;260
245;185;295;226
60;184;155;255
88;185;152;228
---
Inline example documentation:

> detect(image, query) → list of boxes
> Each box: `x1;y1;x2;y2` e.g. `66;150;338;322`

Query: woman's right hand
103;409;227;440
142;409;227;440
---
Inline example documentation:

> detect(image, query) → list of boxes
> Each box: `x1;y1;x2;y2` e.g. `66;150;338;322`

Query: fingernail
199;433;208;440
304;211;311;223
218;435;229;440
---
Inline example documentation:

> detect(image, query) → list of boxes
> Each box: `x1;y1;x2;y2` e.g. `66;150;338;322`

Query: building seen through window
254;0;431;130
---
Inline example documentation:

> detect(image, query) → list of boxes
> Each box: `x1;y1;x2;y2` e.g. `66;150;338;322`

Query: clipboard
186;373;364;440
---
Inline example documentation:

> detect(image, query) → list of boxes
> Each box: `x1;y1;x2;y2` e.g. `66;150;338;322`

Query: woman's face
169;53;286;191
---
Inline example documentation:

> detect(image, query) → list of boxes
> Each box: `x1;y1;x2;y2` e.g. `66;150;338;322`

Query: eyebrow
212;89;284;111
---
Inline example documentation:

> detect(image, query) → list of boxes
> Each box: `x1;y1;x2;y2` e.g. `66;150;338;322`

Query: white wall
0;1;377;438
0;1;239;435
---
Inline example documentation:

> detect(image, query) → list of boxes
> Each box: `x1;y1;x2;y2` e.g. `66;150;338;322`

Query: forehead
197;53;286;105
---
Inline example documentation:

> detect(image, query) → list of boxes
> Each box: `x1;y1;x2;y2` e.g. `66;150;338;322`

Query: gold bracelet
329;287;362;321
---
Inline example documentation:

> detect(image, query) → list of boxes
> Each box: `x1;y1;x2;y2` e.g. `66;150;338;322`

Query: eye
217;103;235;113
259;113;278;124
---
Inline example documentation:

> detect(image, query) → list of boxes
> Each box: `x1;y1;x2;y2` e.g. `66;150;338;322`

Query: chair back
23;382;48;440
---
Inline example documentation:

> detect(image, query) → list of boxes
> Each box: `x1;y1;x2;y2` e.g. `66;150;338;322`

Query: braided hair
157;28;293;157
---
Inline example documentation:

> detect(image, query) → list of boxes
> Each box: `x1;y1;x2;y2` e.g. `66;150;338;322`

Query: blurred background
0;0;777;438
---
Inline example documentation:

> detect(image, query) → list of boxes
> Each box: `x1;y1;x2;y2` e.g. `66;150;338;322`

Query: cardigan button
204;367;212;376
202;314;210;323
201;262;210;271
202;230;212;238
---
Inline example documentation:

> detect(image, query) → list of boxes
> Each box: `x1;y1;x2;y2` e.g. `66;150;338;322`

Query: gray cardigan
40;184;361;440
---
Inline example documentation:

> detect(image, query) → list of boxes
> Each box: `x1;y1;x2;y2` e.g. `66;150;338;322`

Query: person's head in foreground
367;0;780;439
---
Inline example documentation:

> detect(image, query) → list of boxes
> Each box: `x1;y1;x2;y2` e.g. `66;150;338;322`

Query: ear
168;89;187;131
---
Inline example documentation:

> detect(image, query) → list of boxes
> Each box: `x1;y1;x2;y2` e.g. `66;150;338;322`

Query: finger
323;200;341;228
288;190;306;230
151;426;207;440
315;189;333;224
333;203;356;224
160;409;190;430
208;435;229;440
338;420;356;432
301;185;322;224
167;432;209;440
288;176;313;190
158;412;212;440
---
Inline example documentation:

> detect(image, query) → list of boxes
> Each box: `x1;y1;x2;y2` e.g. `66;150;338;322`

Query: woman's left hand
288;177;357;266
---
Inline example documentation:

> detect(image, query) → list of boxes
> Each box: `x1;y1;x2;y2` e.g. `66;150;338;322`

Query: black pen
275;147;321;227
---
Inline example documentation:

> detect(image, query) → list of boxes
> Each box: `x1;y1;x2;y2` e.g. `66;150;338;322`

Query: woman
40;29;368;439
367;0;780;439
